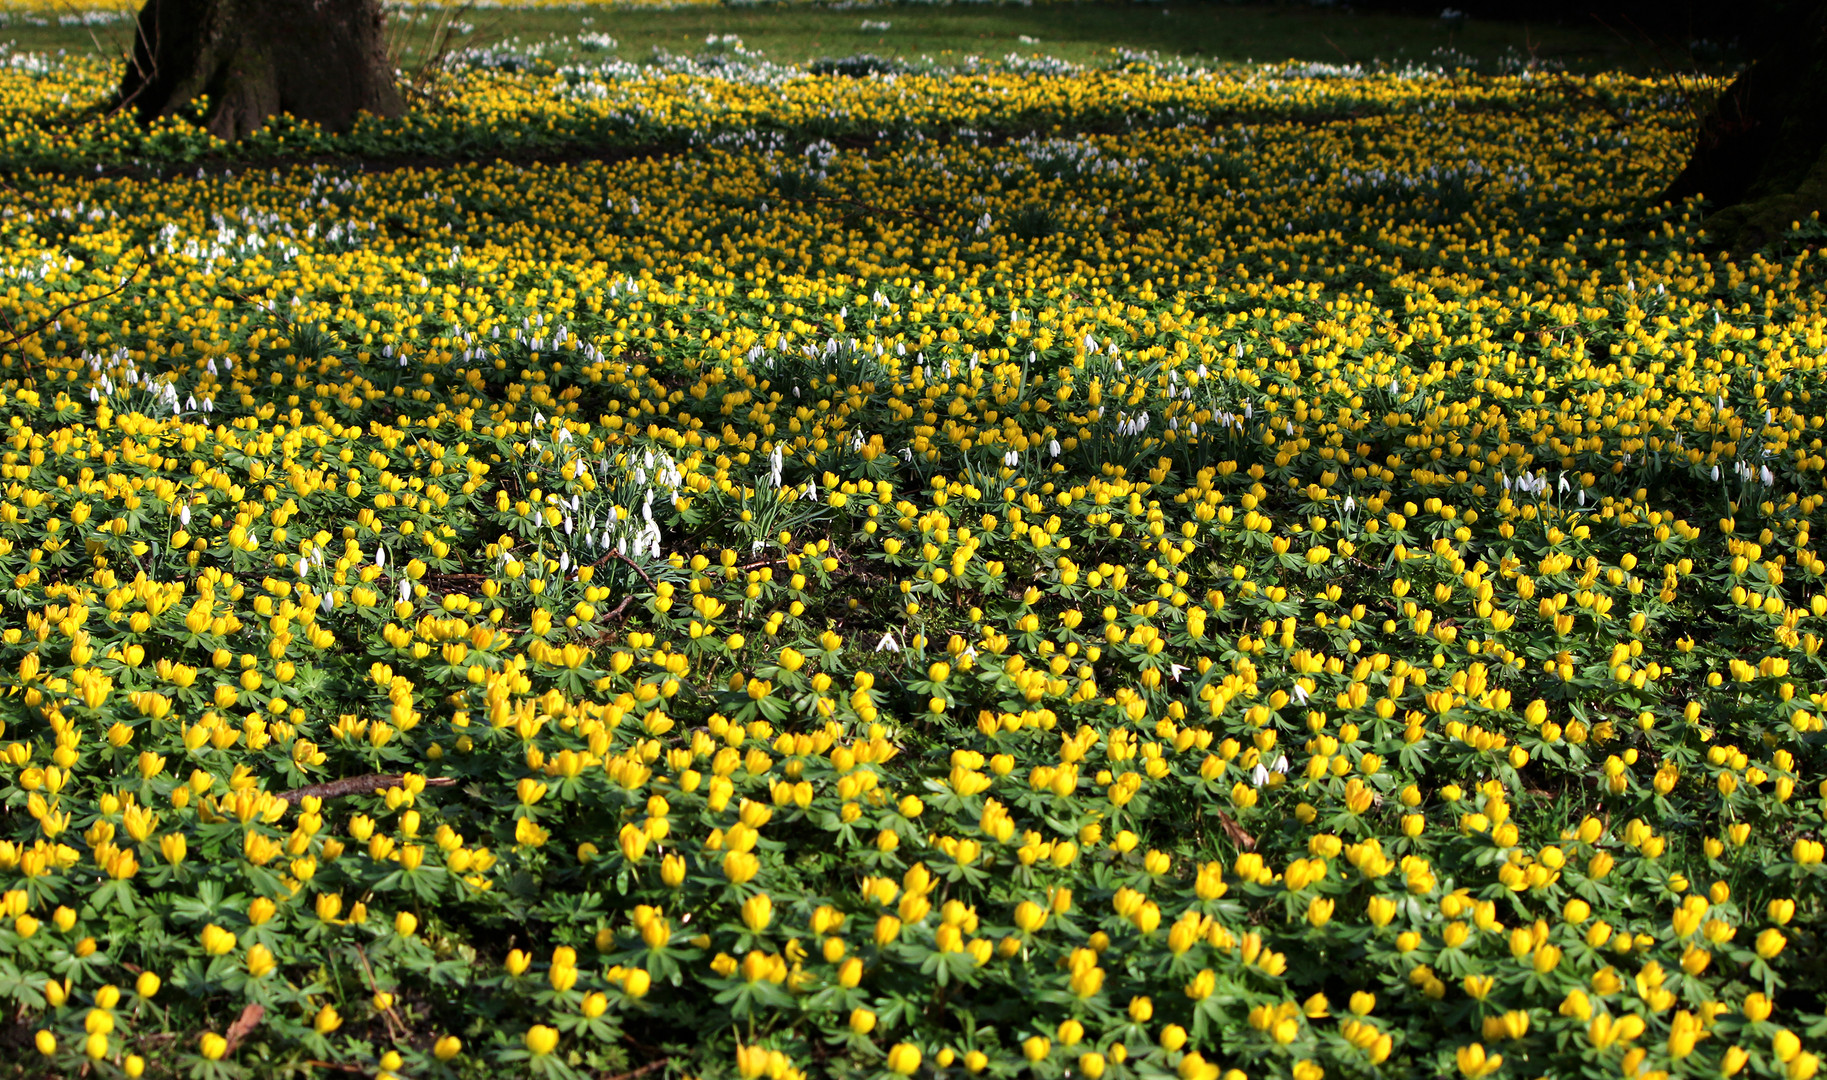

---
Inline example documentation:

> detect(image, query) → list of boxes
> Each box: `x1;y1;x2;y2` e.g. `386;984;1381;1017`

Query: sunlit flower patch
0;37;1821;1080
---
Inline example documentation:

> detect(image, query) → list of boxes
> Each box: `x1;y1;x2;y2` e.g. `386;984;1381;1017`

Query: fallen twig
353;945;410;1043
0;252;152;353
588;547;656;587
278;774;458;804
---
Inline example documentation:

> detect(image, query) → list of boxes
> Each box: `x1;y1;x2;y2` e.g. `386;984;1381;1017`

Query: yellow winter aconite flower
886;1043;922;1076
1456;1043;1501;1079
741;892;773;934
199;924;236;956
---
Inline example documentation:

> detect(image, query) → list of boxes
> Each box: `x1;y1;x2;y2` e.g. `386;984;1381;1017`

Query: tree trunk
119;0;403;143
1662;3;1827;248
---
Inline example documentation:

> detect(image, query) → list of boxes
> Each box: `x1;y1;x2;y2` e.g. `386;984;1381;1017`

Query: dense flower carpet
0;33;1822;1080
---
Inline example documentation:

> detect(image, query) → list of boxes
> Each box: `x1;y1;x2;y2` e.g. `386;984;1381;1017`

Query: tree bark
119;0;404;143
1662;2;1827;248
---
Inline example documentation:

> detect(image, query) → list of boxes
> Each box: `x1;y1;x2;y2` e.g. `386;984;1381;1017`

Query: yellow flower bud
524;1025;559;1056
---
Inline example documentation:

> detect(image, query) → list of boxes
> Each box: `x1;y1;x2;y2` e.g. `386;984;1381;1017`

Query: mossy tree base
119;0;403;143
1662;3;1827;249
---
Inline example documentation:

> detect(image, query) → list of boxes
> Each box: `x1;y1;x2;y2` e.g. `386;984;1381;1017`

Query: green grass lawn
4;2;1692;75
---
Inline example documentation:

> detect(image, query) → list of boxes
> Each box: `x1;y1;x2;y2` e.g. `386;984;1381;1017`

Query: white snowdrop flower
1291;684;1309;705
297;557;311;577
376;546;387;569
534;410;546;428
1711;464;1720;482
1251;762;1270;787
558;552;570;573
1343;496;1356;514
320;593;334;614
399;578;412;604
179;505;191;527
1244;402;1253;419
875;632;900;652
1049;440;1062;457
563;515;574;536
1271;754;1289;774
1762;465;1775;485
1577;490;1586;507
1004;450;1020;467
1169;663;1187;683
1557;474;1570;493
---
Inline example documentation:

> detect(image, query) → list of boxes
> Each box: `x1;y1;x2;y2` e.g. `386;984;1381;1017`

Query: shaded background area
0;1;1748;75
